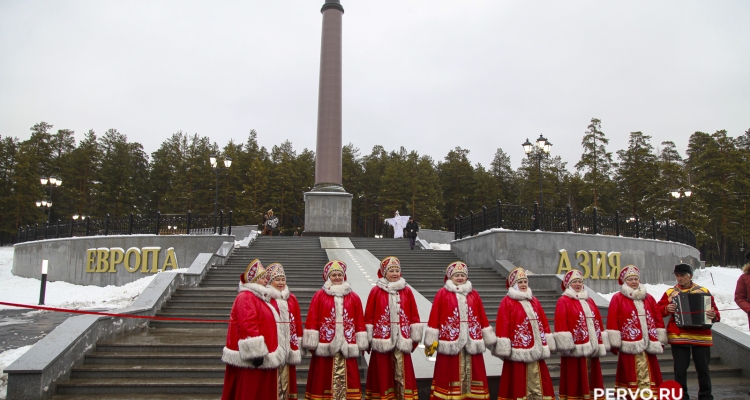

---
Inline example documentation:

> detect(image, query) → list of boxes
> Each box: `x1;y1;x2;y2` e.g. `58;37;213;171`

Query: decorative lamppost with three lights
209;154;232;230
39;176;62;222
670;188;692;224
522;134;552;230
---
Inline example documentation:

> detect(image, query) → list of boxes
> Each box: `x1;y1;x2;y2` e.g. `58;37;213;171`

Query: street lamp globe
522;138;533;154
684;190;692;198
224;157;233;168
536;134;548;149
209;154;218;168
40;177;48;185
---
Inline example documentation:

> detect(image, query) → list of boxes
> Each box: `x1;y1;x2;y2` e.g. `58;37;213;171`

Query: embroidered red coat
365;278;423;353
424;281;496;355
606;284;667;355
493;287;556;362
222;282;284;400
302;282;368;399
554;288;609;357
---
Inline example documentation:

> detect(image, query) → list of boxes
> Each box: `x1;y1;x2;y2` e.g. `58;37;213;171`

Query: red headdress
506;267;528;289
618;265;640;285
323;260;347;281
444;261;469;283
240;258;266;284
265;262;285;283
561;269;584;291
378;256;401;279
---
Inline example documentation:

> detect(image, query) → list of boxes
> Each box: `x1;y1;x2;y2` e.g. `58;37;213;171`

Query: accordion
673;292;714;329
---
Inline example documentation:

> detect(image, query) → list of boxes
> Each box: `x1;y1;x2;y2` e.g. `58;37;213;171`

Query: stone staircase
49;236;745;399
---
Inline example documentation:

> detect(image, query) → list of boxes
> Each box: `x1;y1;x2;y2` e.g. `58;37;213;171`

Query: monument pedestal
303;191;352;236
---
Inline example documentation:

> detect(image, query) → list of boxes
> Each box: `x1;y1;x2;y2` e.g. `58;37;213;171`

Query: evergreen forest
2;119;749;266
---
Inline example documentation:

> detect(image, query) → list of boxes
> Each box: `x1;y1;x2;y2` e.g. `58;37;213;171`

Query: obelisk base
303;191;352;236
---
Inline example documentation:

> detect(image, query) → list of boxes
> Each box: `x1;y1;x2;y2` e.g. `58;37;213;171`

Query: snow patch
0;345;32;399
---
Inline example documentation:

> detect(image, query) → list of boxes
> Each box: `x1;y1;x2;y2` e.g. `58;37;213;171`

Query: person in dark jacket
735;252;750;396
404;217;419;250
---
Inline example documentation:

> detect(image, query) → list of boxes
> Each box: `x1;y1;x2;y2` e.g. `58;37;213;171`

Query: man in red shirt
657;263;720;400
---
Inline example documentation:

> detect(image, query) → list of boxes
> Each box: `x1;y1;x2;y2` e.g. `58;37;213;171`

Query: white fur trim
424;327;438;348
620;283;646;301
444;280;473;295
323;281;352;297
547;332;557;352
238;282;269;301
647;338;664;354
262;347;286;369
366;324;374;342
657;328;668;345
238;336;268;360
508;344;550;363
286;349;301;365
356;331;368;350
601;328;611;351
482;326;497;348
563;287;589;299
302;329;319;350
410;323;424;343
597;343;607;357
377;277;407;293
493;337;512;358
507;286;533;300
268;285;290;300
607;330;621;349
465;338;486;355
223;346;275;369
555;331;575;352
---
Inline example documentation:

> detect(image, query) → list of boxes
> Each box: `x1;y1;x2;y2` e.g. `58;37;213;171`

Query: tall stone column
304;0;352;235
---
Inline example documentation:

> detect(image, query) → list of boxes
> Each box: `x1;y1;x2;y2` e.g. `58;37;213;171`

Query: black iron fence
454;201;697;248
16;211;233;243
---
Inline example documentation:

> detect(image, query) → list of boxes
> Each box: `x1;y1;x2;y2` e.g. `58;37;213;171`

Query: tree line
1;119;748;266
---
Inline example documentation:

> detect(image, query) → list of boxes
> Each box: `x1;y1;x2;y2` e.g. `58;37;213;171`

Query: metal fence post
219;210;224;235
496;200;502;229
187;210;192;235
71;217;75;237
44;222;48;239
454;217;459;240
228;211;233;235
18;227;22;243
85;217;90;236
469;211;474;237
34;223;38;240
105;214;110;236
635;214;640;238
129;213;134;235
665;220;670;241
56;219;60;238
566;204;572;232
615;210;620;236
651;216;656;240
532;202;539;231
592;207;598;235
155;211;161;235
25;225;29;242
482;205;489;231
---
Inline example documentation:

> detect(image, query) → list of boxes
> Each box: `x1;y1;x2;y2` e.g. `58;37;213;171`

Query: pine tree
575;118;615;211
490;148;517;204
615;132;659;216
438;147;475;228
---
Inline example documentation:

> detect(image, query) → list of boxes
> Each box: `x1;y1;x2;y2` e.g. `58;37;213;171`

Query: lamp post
670;189;692;224
40;176;62;223
522;134;552;229
36;200;52;221
209;154;233;216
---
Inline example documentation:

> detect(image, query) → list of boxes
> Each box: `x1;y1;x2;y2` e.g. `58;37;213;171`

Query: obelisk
304;0;352;235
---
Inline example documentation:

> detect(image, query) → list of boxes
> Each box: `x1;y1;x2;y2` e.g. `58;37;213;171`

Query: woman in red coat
222;259;285;400
302;260;368;399
424;261;496;400
364;256;423;400
553;269;609;400
266;263;303;400
493;267;556;400
606;265;667;395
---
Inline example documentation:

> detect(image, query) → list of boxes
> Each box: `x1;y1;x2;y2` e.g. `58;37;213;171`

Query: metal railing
454;201;696;248
16;210;233;243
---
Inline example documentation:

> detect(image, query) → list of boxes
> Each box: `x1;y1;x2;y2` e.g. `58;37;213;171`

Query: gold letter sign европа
85;247;179;273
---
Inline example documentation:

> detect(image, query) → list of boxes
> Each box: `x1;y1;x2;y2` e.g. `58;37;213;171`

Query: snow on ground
430;243;451;251
0;345;32;399
600;266;749;336
0;246;189;399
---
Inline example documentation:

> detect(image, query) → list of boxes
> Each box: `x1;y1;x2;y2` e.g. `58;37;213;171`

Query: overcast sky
1;0;748;170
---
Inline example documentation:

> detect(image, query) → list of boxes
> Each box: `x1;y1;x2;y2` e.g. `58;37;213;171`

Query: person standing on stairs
493;267;557;400
266;263;303;400
424;261;496;399
364;256;423;399
553;269;609;400
221;259;285;400
405;217;419;250
606;265;667;396
658;263;720;400
302;260;368;400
